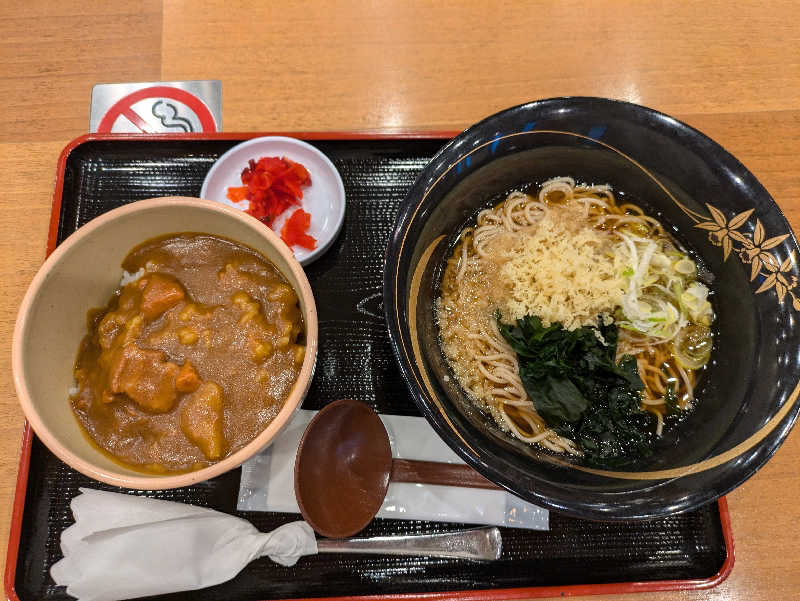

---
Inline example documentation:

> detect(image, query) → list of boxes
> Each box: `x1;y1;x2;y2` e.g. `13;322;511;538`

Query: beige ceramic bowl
12;197;318;489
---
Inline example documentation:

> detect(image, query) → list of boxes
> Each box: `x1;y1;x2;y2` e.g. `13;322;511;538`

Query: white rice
119;267;145;287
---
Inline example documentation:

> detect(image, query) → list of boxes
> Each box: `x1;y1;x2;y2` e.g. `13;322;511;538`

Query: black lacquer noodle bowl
384;97;800;520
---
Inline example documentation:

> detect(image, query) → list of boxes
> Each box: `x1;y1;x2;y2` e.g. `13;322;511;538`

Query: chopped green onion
674;258;696;275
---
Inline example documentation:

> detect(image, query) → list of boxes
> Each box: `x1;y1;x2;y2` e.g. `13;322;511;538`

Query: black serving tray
7;133;732;601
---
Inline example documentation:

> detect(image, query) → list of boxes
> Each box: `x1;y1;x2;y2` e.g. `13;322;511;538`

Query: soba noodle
437;177;712;456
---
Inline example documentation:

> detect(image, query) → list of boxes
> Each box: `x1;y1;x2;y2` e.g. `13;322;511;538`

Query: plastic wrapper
238;410;549;530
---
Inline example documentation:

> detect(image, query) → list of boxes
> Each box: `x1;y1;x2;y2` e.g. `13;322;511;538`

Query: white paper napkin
51;488;317;601
238;410;549;530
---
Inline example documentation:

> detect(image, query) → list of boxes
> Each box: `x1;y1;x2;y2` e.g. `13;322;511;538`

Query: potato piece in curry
71;233;305;473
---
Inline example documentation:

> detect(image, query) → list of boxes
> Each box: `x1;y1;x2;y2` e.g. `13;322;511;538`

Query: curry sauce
71;233;305;473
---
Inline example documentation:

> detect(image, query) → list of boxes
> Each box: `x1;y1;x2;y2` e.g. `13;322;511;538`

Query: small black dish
384;97;800;520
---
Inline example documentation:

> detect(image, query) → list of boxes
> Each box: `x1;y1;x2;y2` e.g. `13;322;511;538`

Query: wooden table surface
1;1;798;599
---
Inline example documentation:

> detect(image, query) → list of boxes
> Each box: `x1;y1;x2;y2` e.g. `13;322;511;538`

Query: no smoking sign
90;81;222;134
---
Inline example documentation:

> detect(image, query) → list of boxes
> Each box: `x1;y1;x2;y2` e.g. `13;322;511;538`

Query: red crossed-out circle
97;85;218;133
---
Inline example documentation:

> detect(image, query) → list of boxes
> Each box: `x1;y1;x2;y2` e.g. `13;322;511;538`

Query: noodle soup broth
436;178;716;468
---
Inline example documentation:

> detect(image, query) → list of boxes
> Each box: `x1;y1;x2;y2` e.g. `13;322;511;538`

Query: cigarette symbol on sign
96;85;218;133
151;101;194;132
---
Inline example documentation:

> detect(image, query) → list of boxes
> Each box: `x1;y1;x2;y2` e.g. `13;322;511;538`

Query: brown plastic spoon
294;398;500;539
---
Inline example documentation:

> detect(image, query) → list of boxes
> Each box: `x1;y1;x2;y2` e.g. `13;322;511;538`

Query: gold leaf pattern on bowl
690;203;797;309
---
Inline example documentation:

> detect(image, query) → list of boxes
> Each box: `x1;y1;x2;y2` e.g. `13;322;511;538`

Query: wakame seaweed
497;313;656;467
